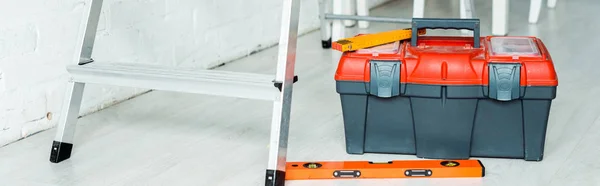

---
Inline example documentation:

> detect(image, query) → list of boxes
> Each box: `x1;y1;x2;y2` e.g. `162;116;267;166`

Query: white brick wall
0;0;391;146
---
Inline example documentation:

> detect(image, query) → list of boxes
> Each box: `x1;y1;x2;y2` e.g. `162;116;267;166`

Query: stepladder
316;0;477;48
50;0;301;185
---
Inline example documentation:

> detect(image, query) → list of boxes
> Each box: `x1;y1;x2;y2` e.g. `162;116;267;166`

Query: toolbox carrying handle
411;18;481;48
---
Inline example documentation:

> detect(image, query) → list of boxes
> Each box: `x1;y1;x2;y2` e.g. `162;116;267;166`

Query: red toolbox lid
334;36;558;87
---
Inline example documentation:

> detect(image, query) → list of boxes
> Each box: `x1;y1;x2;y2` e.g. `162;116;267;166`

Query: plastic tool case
334;18;558;161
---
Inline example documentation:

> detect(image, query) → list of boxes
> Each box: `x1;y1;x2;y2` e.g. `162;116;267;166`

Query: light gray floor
2;0;599;185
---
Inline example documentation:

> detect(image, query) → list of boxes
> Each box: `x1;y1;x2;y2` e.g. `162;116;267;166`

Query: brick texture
0;0;391;146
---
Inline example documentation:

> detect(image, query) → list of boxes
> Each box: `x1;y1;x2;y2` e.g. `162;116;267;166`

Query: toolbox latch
369;60;401;98
488;63;521;101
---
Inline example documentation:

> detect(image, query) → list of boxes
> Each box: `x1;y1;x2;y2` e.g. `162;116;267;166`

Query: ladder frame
317;0;412;48
317;0;476;48
50;0;104;163
50;0;301;185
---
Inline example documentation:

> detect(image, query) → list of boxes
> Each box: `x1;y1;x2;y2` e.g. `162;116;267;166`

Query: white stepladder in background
318;0;413;48
50;0;301;185
492;0;559;36
338;0;371;28
322;0;559;39
318;0;476;48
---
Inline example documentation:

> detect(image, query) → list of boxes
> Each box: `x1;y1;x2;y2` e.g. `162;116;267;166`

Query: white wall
0;0;391;146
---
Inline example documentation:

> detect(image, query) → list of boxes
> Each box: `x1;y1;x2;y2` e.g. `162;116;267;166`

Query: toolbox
334;18;558;161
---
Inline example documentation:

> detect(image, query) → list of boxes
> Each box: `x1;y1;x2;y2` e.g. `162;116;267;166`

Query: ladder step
67;62;278;101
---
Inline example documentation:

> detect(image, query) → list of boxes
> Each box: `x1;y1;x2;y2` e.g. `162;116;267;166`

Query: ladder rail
265;0;301;185
79;0;104;63
51;0;104;163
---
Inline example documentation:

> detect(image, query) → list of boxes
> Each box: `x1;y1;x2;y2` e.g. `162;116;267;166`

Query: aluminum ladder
49;0;301;185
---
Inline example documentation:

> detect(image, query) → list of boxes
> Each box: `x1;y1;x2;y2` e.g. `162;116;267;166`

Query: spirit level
332;28;426;52
285;159;485;180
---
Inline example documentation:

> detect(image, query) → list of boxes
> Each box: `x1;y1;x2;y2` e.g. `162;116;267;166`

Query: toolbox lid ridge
334;36;558;87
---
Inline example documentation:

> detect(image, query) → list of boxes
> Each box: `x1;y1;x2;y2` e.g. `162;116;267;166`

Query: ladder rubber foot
265;169;286;186
50;141;73;163
322;38;332;48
